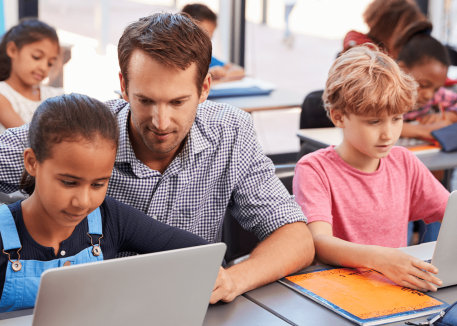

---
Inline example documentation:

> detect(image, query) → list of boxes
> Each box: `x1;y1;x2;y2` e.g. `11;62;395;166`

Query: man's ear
6;41;17;59
23;148;38;178
198;73;211;104
330;109;346;128
119;72;129;102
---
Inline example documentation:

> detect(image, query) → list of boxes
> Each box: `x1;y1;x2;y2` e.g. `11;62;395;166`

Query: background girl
398;33;457;139
0;93;207;312
0;18;63;133
342;0;429;59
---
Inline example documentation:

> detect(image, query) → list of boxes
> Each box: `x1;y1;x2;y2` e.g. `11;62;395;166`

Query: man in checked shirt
0;13;314;303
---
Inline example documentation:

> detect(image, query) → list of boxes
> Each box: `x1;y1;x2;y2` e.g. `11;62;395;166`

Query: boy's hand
373;247;442;292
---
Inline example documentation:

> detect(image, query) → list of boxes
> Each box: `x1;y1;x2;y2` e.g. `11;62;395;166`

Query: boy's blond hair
323;45;417;117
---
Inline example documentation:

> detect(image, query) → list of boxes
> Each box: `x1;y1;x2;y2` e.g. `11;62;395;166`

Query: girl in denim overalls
0;93;207;312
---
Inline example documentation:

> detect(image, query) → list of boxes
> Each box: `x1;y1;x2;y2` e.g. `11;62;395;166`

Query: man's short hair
182;4;217;24
323;45;418;117
118;13;212;94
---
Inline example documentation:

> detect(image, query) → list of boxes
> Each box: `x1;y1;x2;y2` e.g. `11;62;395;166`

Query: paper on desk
211;77;275;91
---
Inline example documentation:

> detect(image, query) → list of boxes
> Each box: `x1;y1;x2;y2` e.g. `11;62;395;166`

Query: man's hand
209;222;314;304
210;267;238;304
372;247;442;292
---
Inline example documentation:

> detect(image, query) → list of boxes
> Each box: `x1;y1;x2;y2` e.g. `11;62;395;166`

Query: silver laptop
429;190;457;288
0;243;225;326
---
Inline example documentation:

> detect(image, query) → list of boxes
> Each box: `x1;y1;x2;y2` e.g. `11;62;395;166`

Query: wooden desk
212;89;303;113
297;128;457;171
245;242;456;326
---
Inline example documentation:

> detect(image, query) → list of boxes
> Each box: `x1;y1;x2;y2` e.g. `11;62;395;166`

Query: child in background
0;93;207;312
342;0;429;59
398;33;457;138
293;46;448;292
0;19;63;133
181;4;244;81
397;32;457;244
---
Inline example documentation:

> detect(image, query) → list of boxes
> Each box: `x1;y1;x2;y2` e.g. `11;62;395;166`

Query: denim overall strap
0;206;104;313
87;207;102;235
0;205;21;250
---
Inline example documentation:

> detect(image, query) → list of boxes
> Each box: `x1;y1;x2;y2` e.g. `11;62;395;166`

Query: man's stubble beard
130;106;197;155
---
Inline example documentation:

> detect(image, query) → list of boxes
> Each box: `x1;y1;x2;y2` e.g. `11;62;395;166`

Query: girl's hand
420;112;454;125
372;247;442;292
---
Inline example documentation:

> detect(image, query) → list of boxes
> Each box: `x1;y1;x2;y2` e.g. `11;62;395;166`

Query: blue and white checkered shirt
0;99;306;243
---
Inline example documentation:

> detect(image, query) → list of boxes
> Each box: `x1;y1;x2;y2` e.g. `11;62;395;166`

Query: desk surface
297;128;457;171
245;242;455;326
212;88;303;112
0;296;288;326
203;295;290;326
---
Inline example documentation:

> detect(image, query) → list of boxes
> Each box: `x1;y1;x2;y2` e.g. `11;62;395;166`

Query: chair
221;164;296;266
298;90;334;159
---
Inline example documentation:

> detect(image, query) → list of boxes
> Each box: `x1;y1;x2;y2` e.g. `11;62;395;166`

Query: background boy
181;3;244;81
294;46;448;292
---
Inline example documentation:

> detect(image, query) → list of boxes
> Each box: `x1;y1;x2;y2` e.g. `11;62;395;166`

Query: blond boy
294;46;448;292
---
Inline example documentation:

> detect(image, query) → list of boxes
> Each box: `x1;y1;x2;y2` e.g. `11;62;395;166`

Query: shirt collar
115;103;137;165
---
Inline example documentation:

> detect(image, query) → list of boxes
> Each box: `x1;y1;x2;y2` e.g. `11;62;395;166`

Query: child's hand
420;112;453;125
209;66;227;80
372;247;442;292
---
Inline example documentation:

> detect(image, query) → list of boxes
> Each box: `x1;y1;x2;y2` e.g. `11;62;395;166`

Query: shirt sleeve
293;159;333;225
102;197;208;254
408;151;449;224
229;115;307;241
209;56;225;68
436;87;457;113
0;125;29;193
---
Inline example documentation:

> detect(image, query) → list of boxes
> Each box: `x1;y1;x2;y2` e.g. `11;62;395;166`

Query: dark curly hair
0;18;59;81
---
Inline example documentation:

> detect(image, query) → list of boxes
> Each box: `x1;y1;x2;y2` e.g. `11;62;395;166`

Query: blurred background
2;0;457;161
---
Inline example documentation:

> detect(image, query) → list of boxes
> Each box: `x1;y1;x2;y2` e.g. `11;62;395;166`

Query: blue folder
207;87;273;99
431;123;457;152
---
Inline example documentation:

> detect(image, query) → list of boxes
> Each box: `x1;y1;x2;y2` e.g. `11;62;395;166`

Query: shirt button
60;250;66;256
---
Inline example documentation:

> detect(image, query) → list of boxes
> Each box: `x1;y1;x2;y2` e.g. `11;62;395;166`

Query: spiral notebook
280;268;448;326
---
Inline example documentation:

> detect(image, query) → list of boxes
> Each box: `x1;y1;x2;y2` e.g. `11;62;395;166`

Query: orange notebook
395;137;441;154
280;268;448;326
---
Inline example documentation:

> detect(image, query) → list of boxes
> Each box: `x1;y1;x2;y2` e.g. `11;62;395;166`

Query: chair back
300;90;334;130
298;90;334;159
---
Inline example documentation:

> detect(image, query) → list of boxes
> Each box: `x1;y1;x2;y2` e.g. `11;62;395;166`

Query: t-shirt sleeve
102;197;208;254
293;160;333;225
407;151;449;224
0;125;29;193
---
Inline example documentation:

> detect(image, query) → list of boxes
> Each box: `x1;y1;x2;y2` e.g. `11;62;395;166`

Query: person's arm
105;197;209;254
0;125;29;193
211;221;313;303
210;113;314;303
308;221;442;291
401;120;451;138
0;95;25;129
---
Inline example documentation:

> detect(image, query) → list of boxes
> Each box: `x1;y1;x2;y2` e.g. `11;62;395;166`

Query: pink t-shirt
293;146;449;248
